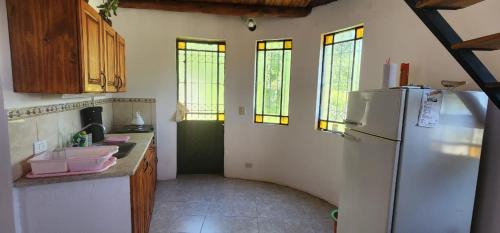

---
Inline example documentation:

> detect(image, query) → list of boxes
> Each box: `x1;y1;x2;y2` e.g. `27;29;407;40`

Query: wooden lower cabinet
131;143;157;233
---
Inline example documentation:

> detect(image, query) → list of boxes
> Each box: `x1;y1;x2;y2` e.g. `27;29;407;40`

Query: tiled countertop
14;133;154;188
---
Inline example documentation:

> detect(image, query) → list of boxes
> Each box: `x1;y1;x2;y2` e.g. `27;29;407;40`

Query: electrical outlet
245;162;253;168
33;140;48;154
239;106;246;116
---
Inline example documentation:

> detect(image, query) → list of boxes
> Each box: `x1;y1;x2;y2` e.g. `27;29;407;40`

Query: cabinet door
80;1;104;93
116;34;127;92
103;23;118;92
131;160;145;233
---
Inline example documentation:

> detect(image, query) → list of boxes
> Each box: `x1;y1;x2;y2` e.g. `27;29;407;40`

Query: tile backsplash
6;98;156;180
112;98;156;126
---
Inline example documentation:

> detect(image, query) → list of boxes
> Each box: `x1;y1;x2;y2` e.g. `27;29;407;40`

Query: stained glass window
177;39;225;121
317;26;364;132
254;39;292;125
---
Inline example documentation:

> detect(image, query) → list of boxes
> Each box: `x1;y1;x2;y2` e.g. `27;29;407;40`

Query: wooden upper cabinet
103;23;118;92
80;1;105;93
6;0;126;94
116;35;127;92
7;0;81;93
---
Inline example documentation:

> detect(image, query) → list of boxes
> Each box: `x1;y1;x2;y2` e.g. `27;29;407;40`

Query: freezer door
338;130;400;233
346;89;406;141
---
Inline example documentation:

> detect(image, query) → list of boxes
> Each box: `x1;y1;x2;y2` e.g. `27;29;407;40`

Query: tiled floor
150;175;335;233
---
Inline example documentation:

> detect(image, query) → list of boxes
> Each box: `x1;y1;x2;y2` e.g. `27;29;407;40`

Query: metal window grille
254;39;292;125
177;39;225;121
317;26;364;132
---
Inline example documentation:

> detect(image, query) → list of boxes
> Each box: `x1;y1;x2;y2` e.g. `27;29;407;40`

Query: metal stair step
452;33;500;51
484;82;500;89
416;0;483;9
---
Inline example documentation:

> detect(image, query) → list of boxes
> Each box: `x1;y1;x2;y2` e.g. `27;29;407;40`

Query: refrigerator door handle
343;132;361;141
332;131;346;137
344;119;363;126
332;131;361;141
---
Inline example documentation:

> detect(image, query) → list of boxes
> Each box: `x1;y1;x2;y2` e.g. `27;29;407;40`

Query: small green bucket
330;208;339;222
330;208;339;233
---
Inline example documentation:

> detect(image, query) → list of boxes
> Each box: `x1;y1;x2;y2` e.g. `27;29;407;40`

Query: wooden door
80;1;104;93
116;34;127;92
177;121;224;174
103;23;118;92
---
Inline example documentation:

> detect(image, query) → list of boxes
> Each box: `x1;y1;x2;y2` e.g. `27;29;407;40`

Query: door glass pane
177;40;226;121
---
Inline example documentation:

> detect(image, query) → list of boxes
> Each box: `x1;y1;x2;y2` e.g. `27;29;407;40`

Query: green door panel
177;121;224;174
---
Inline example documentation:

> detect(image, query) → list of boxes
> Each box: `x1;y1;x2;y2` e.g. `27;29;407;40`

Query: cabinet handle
100;71;106;89
114;75;120;88
117;75;123;89
143;160;149;172
148;164;153;175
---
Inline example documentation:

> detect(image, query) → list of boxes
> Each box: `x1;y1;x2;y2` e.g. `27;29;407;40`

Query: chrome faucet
72;123;106;147
79;123;106;134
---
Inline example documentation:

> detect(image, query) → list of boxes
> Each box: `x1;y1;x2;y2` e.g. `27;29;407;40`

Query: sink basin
113;142;136;159
93;142;136;159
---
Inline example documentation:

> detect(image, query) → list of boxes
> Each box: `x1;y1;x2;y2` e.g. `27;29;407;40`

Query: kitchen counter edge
13;132;155;188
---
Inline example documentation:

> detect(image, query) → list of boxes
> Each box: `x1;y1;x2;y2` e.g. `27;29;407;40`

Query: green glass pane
263;116;280;124
266;41;284;49
178;84;185;104
330;39;355;123
327;122;334;131
186;42;218;51
219;54;225;84
352;40;363;92
329;43;341;122
255;51;265;115
281;50;291;116
333;29;355;43
319;45;332;121
263;50;283;115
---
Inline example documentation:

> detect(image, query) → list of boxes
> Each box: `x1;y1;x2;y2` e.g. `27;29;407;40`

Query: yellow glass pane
218;113;225;121
356;27;364;39
178;41;186;49
257;42;266;50
325;35;334;45
319;120;327;129
255;115;263;123
284;40;292;49
218;44;226;52
280;116;289;125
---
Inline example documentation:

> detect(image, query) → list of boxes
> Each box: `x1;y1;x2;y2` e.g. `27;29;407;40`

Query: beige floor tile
151;175;335;233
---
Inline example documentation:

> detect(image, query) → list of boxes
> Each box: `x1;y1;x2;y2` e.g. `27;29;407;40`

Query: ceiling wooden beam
308;0;338;7
119;0;312;17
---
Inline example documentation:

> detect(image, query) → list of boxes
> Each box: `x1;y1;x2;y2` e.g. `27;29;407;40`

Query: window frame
253;39;293;126
317;25;364;132
176;38;226;121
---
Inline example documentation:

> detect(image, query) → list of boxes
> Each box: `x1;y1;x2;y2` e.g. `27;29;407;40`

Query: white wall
14;177;131;233
112;0;500;205
0;0;18;231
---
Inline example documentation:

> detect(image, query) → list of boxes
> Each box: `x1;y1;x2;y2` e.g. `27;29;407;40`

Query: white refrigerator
338;89;487;233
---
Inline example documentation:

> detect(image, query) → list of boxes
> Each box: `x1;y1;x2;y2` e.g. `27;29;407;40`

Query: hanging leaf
97;0;119;22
